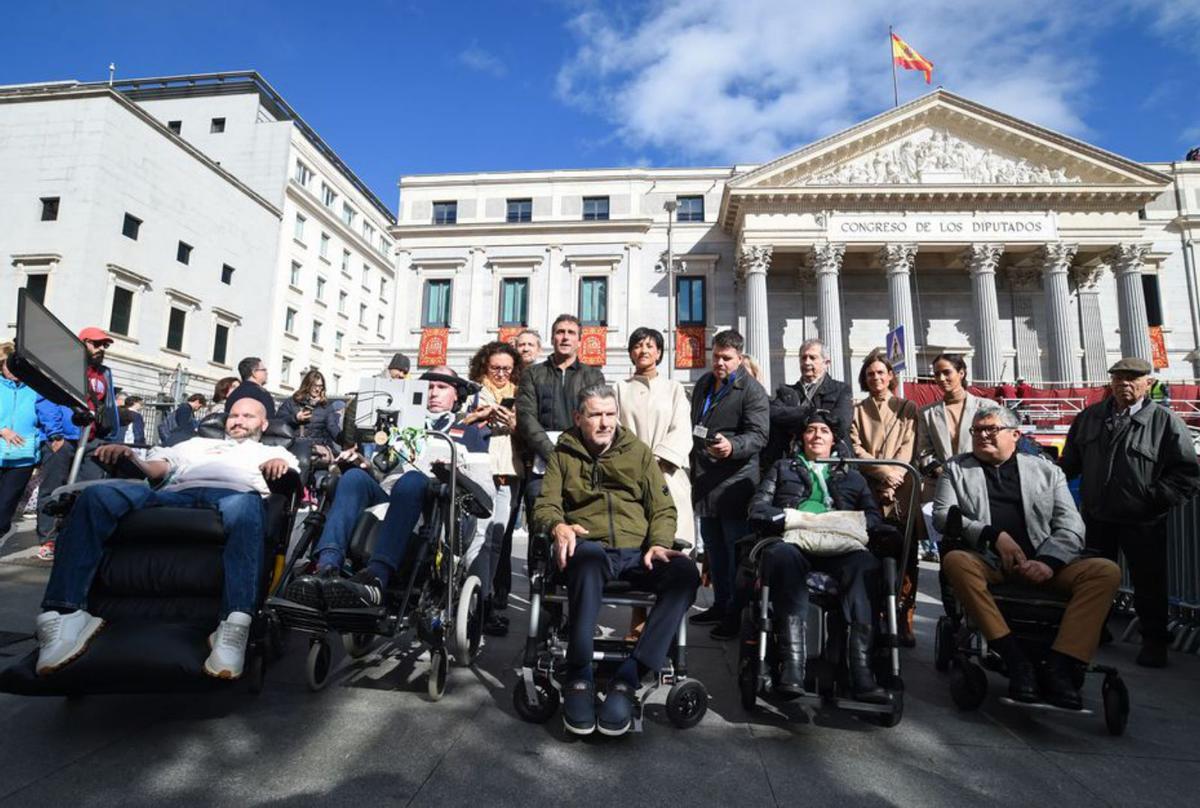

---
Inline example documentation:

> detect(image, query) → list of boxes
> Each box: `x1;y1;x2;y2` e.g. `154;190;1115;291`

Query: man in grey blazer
933;406;1120;710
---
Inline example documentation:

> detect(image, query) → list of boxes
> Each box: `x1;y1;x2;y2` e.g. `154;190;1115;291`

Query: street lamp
663;199;678;377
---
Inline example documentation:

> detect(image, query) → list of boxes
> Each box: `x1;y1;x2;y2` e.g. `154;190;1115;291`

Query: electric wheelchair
266;430;493;698
513;533;709;733
933;506;1131;735
0;418;309;697
734;457;915;727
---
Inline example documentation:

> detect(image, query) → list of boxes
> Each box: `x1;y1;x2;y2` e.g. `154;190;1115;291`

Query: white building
392;90;1200;390
0;72;396;400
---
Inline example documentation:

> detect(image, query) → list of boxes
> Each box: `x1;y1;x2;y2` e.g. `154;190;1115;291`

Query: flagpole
889;25;899;107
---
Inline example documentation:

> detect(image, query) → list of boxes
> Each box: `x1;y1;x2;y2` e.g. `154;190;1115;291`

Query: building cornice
398;167;735;189
391;218;655;240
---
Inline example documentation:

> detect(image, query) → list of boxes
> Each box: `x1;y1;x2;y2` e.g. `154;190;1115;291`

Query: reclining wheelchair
735;457;915;728
513;533;709;733
933;506;1131;735
266;430;493;698
0;417;309;697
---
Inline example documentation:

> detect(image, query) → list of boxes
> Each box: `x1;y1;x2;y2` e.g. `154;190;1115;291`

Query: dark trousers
36;440;104;539
0;466;35;536
761;542;879;625
1086;516;1170;642
493;476;527;602
566;541;700;681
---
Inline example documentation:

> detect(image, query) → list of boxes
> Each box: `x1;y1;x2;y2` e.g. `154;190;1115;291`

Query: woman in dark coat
278;370;339;458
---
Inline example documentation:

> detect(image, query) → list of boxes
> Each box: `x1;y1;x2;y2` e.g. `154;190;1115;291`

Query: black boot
775;613;806;695
991;634;1039;703
848;624;888;704
1040;650;1083;710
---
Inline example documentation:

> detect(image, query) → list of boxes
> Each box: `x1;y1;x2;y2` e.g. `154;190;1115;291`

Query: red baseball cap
78;326;112;345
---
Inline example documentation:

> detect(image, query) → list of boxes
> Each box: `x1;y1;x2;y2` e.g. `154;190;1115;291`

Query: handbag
781;509;869;556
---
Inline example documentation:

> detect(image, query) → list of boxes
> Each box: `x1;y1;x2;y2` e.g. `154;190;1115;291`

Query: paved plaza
0;519;1197;808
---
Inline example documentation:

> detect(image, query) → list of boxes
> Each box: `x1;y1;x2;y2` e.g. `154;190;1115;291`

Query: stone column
810;243;847;381
1110;243;1153;362
737;244;773;390
1006;263;1043;384
1039;242;1079;383
880;243;918;376
963;244;1005;383
1071;263;1109;382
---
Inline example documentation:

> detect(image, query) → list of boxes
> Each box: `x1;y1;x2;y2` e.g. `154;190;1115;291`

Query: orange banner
579;326;607;366
418;328;449;367
498;326;524;345
1149;325;1169;369
675;326;706;369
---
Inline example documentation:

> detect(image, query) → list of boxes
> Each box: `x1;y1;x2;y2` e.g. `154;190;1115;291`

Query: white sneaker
203;611;252;680
35;610;105;676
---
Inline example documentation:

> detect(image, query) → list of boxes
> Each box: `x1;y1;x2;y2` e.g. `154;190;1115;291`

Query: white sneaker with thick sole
36;610;105;676
203;611;252;680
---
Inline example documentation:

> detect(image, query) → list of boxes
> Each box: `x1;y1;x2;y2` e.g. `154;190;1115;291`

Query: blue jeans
41;482;266;618
315;468;428;573
698;516;749;614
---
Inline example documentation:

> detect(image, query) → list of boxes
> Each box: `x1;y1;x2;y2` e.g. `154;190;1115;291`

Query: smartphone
499;398;515;409
705;433;722;446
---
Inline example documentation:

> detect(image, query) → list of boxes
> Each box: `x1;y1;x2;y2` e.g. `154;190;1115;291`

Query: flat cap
1107;357;1152;376
388;352;411;372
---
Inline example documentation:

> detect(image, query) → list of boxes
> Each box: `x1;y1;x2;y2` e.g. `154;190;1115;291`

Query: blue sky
3;1;1198;210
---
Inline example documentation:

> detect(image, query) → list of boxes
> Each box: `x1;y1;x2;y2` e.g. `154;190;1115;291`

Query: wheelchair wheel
513;672;560;723
246;652;266;696
738;662;759;711
427;647;449;701
872;680;904;727
343;632;375;660
666;680;709;729
306;639;333;692
949;658;988;711
1102;673;1130;736
453;574;484;667
266;612;287;661
934;616;956;673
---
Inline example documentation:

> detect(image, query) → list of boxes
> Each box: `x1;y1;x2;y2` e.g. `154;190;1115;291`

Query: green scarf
797;455;832;514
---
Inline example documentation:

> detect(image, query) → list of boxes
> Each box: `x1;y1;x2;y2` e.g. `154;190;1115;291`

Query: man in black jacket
764;339;853;468
224;356;277;420
689;329;770;639
515;314;605;516
1061;357;1200;668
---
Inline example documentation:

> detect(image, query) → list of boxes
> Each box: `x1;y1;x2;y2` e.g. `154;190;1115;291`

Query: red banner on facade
579;326;607;366
675;326;706;369
498;326;524;345
418;328;449;367
1150;325;1169;369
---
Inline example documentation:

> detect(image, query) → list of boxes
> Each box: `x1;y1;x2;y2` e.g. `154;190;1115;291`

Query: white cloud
555;0;1163;164
459;45;507;78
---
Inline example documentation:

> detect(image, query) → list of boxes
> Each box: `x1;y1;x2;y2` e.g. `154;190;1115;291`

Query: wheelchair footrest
998;696;1094;716
266;597;329;635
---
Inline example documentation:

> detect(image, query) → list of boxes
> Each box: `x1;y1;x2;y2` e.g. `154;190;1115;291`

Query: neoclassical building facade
390;91;1200;390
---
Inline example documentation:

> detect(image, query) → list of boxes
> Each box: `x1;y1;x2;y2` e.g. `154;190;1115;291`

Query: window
212;323;229;365
1143;274;1164;327
341;203;356;227
676;276;706;325
676;195;704;222
379;236;390;256
363;222;375;242
379;277;388;299
294;160;313;186
499;278;529;326
220;264;235;285
210;117;225;133
582;196;609;221
377;313;385;335
24;274;48;305
320;232;330;259
506;198;532;223
122;213;141;240
285;307;297;334
341;249;351;273
316;276;327;301
294;213;306;242
167;120;182;135
280;356;292;386
177;241;192;265
321;183;337;207
579;277;608;325
109;287;133;336
311;319;322;345
335;330;344;354
332;373;340;393
358;303;368;326
290;261;301;286
422;279;452;327
338;290;348;314
432;201;457;225
40;197;59;221
166;307;186;352
362;264;370;289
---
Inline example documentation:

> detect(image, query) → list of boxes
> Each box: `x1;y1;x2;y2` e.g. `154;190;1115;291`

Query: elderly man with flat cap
1062;356;1200;667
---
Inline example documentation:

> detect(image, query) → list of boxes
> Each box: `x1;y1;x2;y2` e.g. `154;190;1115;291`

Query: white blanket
782;509;869;556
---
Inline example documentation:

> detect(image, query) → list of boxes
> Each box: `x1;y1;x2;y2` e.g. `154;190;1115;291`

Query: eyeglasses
969;425;1013;437
487;365;514;375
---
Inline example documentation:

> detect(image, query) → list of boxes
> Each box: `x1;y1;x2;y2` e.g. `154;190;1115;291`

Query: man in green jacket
533;383;699;737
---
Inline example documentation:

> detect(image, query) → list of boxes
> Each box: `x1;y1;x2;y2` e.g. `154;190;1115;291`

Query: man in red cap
76;327;122;443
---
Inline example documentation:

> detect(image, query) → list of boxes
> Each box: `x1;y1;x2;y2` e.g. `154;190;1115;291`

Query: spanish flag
892;32;933;84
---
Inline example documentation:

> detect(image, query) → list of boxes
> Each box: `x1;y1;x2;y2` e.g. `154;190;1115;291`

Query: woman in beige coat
850;350;920;646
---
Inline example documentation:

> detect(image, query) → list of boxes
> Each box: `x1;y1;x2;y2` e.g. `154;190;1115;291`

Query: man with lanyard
285;367;482;609
1061;357;1200;668
514;314;604;519
764;339;853;468
688;329;770;640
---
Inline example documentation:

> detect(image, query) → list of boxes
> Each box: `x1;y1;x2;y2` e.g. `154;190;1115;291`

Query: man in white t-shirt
35;398;298;680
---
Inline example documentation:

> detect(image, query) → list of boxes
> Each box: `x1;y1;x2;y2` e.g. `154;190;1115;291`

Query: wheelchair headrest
196;413;226;439
261;419;295;447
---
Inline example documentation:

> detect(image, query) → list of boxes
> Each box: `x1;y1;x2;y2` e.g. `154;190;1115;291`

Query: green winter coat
533;426;677;550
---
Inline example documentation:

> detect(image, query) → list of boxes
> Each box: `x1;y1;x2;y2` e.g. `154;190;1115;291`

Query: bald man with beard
34;398;298;680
